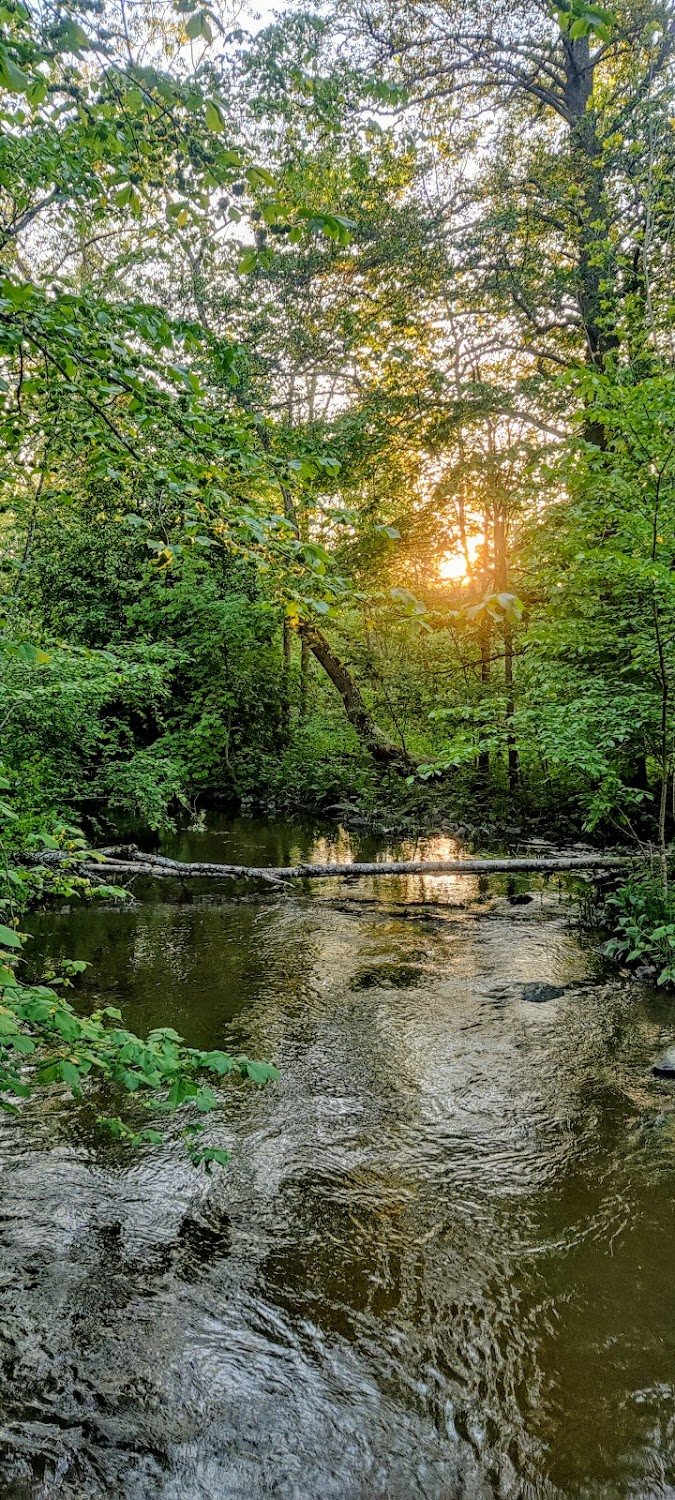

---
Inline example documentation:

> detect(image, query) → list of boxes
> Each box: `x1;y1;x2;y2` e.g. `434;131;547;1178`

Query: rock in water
522;982;566;1004
652;1047;675;1078
509;893;534;905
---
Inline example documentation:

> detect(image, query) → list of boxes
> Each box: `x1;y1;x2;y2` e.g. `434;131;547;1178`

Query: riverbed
2;817;675;1498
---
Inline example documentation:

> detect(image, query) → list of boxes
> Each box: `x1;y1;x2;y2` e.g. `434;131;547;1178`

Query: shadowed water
2;817;675;1498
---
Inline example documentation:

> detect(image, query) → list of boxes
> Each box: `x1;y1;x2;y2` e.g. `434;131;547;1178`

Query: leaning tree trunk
277;470;416;771
296;620;418;772
279;469;417;770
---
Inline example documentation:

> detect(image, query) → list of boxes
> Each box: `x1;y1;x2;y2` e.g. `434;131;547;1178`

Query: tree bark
503;621;519;794
300;633;311;720
278;480;411;768
25;849;634;882
493;499;519;792
563;36;619;445
282;616;293;741
296;620;418;771
477;502;492;777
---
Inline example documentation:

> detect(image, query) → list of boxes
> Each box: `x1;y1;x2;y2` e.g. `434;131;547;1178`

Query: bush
599;873;675;986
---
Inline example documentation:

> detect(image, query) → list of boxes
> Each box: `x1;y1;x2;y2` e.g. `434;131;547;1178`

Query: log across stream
27;845;635;886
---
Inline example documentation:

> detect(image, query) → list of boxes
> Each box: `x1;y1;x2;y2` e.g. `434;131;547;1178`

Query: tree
339;0;675;373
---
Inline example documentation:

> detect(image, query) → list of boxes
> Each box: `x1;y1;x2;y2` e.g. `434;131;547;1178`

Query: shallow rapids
2;819;675;1498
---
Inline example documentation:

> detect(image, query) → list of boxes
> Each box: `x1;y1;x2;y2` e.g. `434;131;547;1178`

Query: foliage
0;939;278;1161
2;0;675;1150
0;766;278;1155
597;874;675;988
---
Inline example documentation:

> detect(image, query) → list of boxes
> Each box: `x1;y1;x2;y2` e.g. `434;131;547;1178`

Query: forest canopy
1;0;674;844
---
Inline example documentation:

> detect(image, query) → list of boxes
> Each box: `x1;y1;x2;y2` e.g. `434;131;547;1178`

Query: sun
438;551;470;582
438;535;482;583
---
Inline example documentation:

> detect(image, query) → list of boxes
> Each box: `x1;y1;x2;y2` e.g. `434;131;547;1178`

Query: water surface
2;817;675;1498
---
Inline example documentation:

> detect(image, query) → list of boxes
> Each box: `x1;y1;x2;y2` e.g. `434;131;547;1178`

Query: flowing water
2;817;675;1499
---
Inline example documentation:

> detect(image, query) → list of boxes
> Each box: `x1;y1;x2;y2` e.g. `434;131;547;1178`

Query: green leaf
0;48;30;92
201;1050;236;1074
10;642;50;665
191;1145;230;1169
205;99;225;132
52;19;91;51
0;925;22;950
186;10;211;39
168;1077;199;1106
58;1060;81;1091
52;1010;82;1042
244;1059;280;1084
27;78;47;105
148;1026;184;1044
10;1034;34;1055
120;1070;143;1091
246;166;276;188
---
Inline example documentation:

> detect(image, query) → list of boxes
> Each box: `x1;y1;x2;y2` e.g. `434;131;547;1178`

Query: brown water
2;817;675;1499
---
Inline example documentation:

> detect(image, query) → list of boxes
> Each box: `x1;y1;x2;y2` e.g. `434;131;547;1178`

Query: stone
522;982;566;1004
652;1047;675;1078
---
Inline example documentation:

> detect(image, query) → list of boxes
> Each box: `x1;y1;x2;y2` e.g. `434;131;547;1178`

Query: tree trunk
300;633;311;720
563;36;618;444
477;503;492;777
478;621;491;777
31;848;633;882
652;594;669;891
281;478;415;770
297;620;418;771
281;616;292;742
494;500;518;792
504;620;518;794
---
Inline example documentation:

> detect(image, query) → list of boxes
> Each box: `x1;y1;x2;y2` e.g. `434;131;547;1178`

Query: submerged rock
522;982;566;1004
508;893;534;906
652;1047;675;1078
351;963;426;990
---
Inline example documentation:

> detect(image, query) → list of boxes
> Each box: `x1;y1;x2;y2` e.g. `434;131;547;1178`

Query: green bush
599;873;675;986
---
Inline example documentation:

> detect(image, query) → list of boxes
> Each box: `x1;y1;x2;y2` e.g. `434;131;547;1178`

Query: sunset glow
438;535;482;583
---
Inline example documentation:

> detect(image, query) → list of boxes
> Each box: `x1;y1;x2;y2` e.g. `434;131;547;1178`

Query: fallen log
277;855;629;877
22;849;634;883
25;849;285;886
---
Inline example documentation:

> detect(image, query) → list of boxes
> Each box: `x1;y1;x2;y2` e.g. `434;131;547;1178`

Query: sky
239;0;283;28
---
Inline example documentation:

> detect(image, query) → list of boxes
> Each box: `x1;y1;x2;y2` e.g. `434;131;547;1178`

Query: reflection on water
2;817;675;1498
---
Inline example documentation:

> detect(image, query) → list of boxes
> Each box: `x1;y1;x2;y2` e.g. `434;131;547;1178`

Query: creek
2;817;675;1498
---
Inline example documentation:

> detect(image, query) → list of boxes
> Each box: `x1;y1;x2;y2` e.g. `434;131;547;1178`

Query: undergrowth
593;871;675;987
